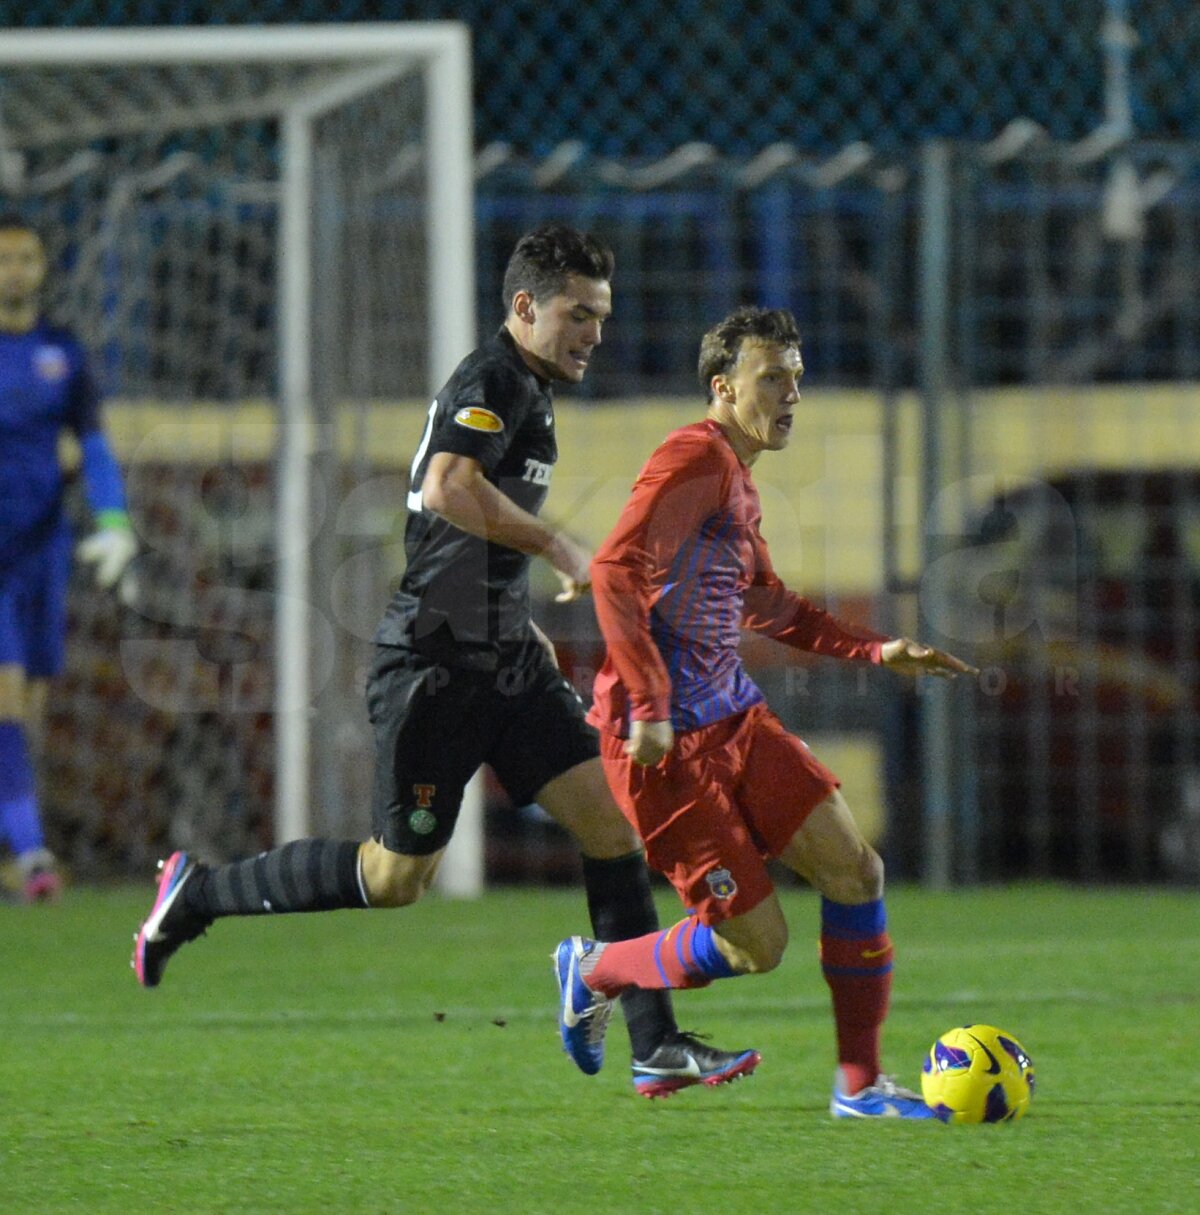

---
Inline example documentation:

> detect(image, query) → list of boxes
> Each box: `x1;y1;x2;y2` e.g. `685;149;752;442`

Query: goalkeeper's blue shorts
0;524;72;679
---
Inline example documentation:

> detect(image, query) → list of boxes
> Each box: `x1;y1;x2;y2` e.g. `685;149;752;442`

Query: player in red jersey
554;306;976;1112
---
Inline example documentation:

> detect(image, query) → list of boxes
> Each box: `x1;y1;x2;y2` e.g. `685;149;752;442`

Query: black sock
185;839;367;919
581;851;677;1060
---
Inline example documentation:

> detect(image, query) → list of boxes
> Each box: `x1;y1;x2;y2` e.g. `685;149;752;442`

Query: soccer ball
920;1024;1035;1124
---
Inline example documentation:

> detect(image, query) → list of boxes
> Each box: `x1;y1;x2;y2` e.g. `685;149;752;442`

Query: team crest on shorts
410;785;436;834
705;867;738;900
409;809;437;835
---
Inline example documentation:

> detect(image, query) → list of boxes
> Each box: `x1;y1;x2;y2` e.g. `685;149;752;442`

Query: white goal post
0;26;483;893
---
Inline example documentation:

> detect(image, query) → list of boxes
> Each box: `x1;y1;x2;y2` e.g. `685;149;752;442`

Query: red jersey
588;419;886;736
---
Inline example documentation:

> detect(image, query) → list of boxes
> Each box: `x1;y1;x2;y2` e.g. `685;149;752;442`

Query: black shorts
366;643;600;855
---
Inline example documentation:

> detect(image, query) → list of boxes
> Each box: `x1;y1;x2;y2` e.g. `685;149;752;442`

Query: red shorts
598;702;839;925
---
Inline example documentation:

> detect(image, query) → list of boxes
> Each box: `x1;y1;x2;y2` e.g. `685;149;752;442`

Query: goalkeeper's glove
77;511;138;594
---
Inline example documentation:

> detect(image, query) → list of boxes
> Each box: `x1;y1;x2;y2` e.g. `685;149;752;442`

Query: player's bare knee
816;843;884;905
23;680;49;724
830;846;884;904
360;842;437;908
857;846;885;901
718;925;787;974
0;667;27;721
742;939;786;974
537;758;641;859
370;874;428;908
575;818;642;860
560;797;641;858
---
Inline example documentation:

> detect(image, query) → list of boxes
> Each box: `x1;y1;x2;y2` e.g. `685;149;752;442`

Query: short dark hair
501;222;614;310
698;306;801;396
0;212;37;236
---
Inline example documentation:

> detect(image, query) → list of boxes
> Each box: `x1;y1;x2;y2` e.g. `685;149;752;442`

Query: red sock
584;917;716;998
820;928;893;1096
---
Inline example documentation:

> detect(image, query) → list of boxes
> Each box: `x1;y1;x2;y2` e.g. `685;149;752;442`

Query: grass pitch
2;882;1197;1215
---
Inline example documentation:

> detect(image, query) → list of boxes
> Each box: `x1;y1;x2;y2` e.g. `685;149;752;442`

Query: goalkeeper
0;214;136;901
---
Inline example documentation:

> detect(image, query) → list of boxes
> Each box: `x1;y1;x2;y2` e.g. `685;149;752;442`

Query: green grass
2;883;1198;1215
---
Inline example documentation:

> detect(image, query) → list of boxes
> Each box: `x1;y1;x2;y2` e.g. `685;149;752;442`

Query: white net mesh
0;44;443;876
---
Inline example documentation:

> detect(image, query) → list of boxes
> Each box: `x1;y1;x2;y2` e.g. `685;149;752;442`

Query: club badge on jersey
453;406;504;433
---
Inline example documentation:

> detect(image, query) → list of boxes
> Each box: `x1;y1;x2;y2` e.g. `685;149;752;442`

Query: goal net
0;26;474;883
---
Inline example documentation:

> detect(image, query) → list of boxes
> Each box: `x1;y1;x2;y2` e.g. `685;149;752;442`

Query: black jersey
374;327;557;667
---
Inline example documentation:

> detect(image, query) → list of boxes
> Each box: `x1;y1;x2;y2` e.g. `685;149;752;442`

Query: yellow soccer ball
920;1024;1035;1123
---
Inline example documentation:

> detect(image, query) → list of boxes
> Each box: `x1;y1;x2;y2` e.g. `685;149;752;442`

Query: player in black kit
132;223;758;1096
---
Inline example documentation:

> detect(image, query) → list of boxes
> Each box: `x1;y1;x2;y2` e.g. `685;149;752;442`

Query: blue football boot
830;1069;937;1119
553;935;613;1076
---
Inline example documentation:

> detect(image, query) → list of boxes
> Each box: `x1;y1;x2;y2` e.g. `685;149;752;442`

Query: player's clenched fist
546;532;593;602
624;719;674;766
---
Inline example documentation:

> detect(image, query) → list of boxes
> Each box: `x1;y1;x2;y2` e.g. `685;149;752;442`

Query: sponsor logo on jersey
454;406;504;433
34;345;69;382
522;457;553;486
705;867;738;899
409;809;437;835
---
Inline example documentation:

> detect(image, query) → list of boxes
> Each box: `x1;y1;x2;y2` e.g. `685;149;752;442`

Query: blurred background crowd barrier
7;0;1200;155
1;3;1196;889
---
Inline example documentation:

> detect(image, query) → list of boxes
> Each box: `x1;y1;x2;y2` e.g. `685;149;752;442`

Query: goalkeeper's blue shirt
0;319;102;577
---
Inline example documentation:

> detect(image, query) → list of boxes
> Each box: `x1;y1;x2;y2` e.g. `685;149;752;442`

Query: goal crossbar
0;24;469;67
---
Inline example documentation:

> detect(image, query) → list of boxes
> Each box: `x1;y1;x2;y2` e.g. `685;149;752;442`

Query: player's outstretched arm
422;450;591;600
879;638;979;678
